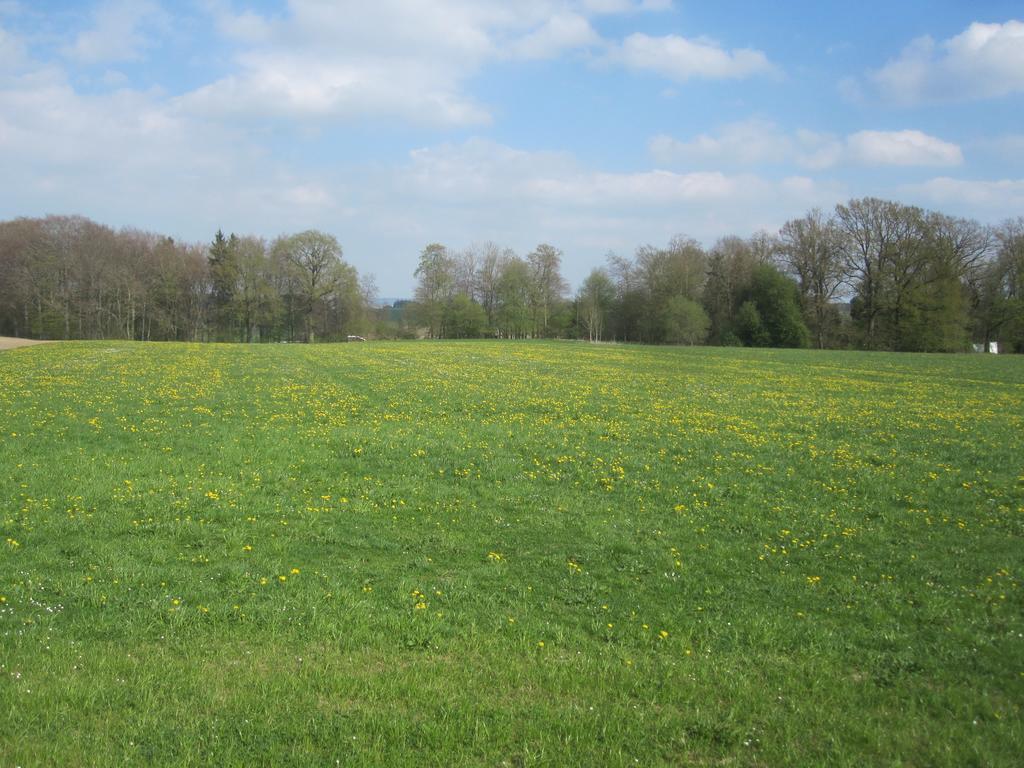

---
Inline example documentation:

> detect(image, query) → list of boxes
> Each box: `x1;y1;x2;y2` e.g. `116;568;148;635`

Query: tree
445;294;487;338
735;301;769;347
208;229;239;339
740;265;810;348
577;268;615;341
980;218;1024;352
0;216;376;344
834;198;902;348
413;243;456;338
778;209;845;349
473;242;510;333
229;237;276;342
526;244;568;337
605;252;644;342
495;256;532;339
908;213;992;352
663;296;710;345
273;230;344;343
703;236;760;345
633;236;707;343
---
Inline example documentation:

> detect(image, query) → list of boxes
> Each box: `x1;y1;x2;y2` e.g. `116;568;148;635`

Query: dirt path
0;336;52;351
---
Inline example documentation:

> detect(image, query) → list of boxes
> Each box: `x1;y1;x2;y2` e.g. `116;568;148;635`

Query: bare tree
778;209;845;349
526;243;567;337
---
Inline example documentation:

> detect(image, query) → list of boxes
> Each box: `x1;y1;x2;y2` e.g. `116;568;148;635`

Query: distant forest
1;197;1022;352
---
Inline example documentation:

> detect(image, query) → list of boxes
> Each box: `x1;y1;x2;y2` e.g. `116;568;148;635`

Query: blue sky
1;1;1022;295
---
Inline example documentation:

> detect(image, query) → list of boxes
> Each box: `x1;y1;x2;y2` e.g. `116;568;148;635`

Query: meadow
1;340;1022;766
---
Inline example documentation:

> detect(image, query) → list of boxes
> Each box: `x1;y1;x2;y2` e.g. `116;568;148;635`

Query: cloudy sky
1;1;1022;295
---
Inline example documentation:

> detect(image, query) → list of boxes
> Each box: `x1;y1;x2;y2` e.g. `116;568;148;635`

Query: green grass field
1;341;1022;766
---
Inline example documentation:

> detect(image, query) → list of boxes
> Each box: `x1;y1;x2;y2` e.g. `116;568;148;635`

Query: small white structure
972;343;984;353
988;341;999;354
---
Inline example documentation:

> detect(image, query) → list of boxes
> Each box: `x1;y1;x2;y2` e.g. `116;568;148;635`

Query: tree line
1;198;1022;351
0;217;375;343
397;197;1023;352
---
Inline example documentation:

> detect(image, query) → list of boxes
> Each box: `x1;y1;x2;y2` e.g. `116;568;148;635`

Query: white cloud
180;2;514;125
650;121;961;169
280;183;333;208
402;137;834;221
0;23;26;72
181;0;675;126
649;119;793;166
794;130;846;171
581;0;672;12
62;0;168;64
402;138;799;208
846;130;963;167
509;13;600;60
405;138;578;200
179;52;493;126
614;32;775;81
975;134;1024;163
213;8;274;44
907;177;1024;209
870;20;1024;103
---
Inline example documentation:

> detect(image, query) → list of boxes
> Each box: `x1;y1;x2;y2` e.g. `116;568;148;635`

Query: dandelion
659;630;669;639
